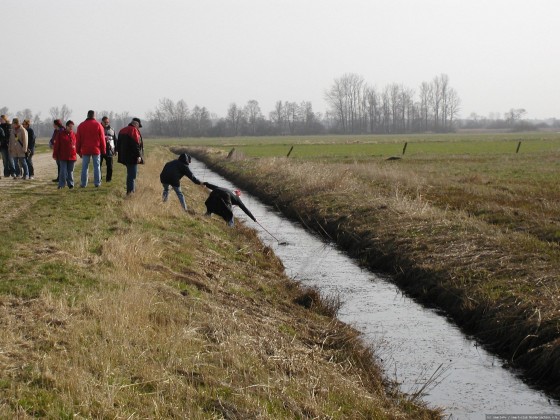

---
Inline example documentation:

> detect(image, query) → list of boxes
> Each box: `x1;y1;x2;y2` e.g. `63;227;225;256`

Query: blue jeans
1;148;15;177
126;163;138;194
80;154;101;187
59;160;75;188
162;184;187;210
26;153;34;177
13;157;29;178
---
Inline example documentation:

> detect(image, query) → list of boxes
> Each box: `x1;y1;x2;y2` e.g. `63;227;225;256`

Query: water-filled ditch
189;158;560;419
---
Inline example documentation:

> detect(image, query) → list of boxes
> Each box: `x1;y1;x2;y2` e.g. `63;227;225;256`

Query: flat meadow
173;130;560;396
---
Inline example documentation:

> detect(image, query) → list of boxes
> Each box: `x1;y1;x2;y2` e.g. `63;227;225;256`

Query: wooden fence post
287;146;294;157
516;141;522;153
402;142;408;155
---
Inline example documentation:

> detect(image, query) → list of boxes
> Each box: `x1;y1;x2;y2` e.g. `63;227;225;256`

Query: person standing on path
8;118;29;179
49;119;65;182
22;119;36;179
159;153;202;213
117;117;144;195
0;115;15;178
100;116;117;182
53;120;77;189
76;110;105;188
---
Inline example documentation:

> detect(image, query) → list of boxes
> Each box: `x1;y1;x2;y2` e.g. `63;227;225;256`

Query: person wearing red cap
202;182;256;226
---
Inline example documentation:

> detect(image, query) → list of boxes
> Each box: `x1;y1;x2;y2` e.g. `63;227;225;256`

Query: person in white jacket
100;116;117;182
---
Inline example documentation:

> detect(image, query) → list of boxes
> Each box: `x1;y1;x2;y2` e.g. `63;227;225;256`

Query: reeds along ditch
0;151;440;419
183;146;560;399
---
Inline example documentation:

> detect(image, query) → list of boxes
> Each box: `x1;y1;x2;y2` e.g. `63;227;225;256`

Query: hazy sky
4;0;560;122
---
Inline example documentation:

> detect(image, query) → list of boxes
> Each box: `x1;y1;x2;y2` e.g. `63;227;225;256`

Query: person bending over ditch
160;153;202;213
202;182;257;226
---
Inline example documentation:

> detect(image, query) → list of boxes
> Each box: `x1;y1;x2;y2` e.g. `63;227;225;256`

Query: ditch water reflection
190;158;560;420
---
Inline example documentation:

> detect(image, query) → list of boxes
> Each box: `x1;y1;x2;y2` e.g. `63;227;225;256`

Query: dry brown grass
185;147;560;398
0;151;438;418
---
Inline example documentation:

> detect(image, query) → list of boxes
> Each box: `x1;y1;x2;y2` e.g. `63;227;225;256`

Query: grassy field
150;131;560;159
0;148;437;418
175;131;560;397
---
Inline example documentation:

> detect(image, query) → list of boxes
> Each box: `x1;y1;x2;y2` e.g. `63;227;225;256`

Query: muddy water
191;158;560;420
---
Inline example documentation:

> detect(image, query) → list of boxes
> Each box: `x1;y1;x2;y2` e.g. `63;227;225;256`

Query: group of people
50;110;144;193
0;115;36;179
1;109;256;226
160;152;257;226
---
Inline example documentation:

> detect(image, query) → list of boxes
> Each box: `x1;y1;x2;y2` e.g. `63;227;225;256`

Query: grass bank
181;146;560;399
0;150;438;418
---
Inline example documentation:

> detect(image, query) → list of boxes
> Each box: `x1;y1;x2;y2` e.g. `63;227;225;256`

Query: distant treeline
2;73;558;138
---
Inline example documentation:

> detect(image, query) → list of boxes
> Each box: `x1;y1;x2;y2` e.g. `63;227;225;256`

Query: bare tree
431;76;443;131
325;76;347;133
49;104;72;122
190;105;211;136
114;111;130;131
175;99;190;136
283;101;298;135
269;101;284;134
419;81;432;131
439;74;449;129
226;103;244;136
244;100;262;135
364;86;380;133
298;101;318;134
504;108;527;125
16;108;33;121
446;88;461;127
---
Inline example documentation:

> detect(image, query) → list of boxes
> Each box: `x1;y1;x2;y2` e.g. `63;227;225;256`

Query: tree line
325;73;460;134
2;73;553;138
145;73;461;136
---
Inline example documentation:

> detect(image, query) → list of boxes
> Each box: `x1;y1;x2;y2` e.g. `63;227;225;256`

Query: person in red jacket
53;120;78;189
76;110;106;188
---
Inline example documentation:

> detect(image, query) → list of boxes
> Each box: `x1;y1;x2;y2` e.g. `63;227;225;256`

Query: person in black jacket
160;153;202;213
0;115;15;178
117;118;144;194
22;119;35;179
0;124;4;179
203;182;257;226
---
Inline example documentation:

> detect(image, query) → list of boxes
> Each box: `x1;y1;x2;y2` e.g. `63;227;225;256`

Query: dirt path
0;153;60;190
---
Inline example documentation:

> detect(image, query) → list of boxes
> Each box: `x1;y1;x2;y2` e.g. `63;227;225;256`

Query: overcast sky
4;0;559;122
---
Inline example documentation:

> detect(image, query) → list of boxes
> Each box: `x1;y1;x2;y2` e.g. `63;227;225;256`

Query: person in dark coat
160;153;202;212
22;119;35;179
202;182;257;226
117;117;144;194
0;115;15;178
49;119;65;182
